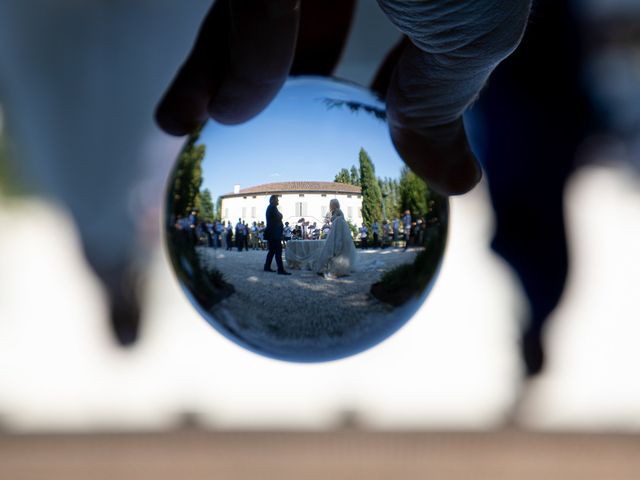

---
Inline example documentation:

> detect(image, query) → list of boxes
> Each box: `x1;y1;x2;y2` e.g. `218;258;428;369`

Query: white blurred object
0;179;522;432
0;0;211;342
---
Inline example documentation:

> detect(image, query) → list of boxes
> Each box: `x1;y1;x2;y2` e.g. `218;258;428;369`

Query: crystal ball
164;76;448;362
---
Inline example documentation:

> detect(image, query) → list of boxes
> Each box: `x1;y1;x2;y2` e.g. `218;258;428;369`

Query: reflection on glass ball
164;76;448;362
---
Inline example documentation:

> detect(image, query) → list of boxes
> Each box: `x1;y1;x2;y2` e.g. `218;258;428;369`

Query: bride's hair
330;199;340;210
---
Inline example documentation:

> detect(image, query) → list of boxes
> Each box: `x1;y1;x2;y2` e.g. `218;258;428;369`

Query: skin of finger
207;0;300;125
380;42;481;195
371;39;481;194
373;0;530;194
155;0;231;136
388;115;482;196
376;0;531;128
290;0;356;76
370;36;408;97
387;48;481;195
157;0;353;134
376;0;532;64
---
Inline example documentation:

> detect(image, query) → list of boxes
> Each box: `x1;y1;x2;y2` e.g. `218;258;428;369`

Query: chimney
233;184;240;194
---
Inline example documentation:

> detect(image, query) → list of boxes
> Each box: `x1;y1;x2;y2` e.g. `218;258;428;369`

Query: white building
219;181;363;227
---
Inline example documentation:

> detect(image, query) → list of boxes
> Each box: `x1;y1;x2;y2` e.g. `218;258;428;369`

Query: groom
264;195;291;275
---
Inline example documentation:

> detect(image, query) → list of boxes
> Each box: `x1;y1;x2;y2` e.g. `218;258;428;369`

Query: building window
321;206;328;218
252;195;257;199
347;195;352;198
295;202;308;216
321;194;327;197
243;196;247;199
299;194;305;197
242;207;246;219
251;207;256;218
347;206;353;219
224;208;228;219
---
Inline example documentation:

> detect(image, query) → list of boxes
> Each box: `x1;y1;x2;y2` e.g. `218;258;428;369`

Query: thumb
208;0;301;125
377;0;532;195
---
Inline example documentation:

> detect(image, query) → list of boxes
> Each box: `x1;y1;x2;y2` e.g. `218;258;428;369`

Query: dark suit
264;203;285;272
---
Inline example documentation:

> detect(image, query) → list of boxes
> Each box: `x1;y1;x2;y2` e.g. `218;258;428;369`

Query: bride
315;199;357;277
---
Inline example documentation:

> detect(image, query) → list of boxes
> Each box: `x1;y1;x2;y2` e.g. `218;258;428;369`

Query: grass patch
167;229;235;310
370;243;444;307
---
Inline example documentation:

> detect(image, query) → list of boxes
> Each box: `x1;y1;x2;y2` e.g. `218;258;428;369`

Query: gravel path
196;246;421;360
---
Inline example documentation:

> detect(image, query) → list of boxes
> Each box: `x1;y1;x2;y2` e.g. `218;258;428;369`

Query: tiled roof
220;181;361;197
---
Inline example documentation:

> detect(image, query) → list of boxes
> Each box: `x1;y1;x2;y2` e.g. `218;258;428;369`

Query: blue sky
199;77;405;199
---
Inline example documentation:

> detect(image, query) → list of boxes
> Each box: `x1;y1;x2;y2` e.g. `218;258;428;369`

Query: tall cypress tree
199;189;215;222
358;148;383;231
170;134;205;218
215;196;223;221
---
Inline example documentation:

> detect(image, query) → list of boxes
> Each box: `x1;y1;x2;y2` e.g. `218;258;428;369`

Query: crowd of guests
175;211;269;251
174;208;438;252
174;211;285;251
358;210;438;250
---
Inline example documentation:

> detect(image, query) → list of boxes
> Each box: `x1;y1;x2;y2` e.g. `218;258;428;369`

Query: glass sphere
164;76;448;362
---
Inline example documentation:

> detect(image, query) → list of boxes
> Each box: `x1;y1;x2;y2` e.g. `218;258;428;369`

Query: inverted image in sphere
164;76;448;362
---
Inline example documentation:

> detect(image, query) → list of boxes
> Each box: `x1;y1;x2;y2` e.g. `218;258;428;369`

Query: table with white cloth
285;240;326;270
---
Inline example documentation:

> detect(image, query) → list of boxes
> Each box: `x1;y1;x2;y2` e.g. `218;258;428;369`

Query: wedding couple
264;196;356;277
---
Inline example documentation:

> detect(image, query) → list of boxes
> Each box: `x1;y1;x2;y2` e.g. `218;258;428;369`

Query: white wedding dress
315;209;357;276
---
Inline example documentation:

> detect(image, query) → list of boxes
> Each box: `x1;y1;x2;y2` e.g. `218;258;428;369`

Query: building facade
219;181;363;227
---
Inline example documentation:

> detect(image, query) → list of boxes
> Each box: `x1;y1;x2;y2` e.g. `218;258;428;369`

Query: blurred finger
375;0;532;194
156;0;231;136
386;42;481;195
370;36;408;97
372;39;481;195
291;0;356;76
207;0;300;124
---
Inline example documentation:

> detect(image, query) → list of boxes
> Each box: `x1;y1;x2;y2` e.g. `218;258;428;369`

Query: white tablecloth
285;240;325;270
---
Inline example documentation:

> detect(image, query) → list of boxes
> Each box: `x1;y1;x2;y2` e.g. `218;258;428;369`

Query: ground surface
1;429;639;480
196;247;423;359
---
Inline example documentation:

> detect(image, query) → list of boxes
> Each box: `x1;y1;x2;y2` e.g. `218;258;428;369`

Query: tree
378;176;401;221
169;133;205;219
389;177;402;220
345;219;359;239
198;188;214;222
358;148;383;232
350;165;360;186
399;166;430;218
215;196;223;221
334;168;351;184
334;165;361;186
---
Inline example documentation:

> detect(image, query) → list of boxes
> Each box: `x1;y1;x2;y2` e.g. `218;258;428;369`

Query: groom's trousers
265;239;285;272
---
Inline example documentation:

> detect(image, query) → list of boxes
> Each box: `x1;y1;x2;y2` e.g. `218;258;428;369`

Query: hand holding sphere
157;0;532;360
156;0;532;196
164;77;448;361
